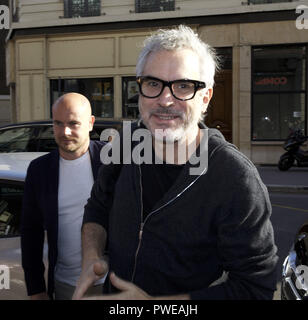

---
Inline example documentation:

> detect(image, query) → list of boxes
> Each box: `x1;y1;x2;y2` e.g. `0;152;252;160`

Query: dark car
281;221;308;300
0;119;123;153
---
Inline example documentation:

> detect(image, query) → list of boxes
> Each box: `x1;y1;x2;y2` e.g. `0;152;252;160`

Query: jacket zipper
131;165;144;282
130;163;207;282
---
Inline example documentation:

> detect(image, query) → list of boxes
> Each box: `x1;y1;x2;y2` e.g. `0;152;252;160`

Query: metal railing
135;0;175;13
64;0;101;18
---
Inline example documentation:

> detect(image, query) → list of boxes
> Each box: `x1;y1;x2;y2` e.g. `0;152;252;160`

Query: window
216;47;232;70
37;126;57;152
252;45;307;140
50;78;114;118
135;0;175;13
248;0;293;4
122;77;139;119
64;0;101;18
0;127;37;152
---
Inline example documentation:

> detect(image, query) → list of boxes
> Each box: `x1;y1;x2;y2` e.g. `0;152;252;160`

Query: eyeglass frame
136;76;206;101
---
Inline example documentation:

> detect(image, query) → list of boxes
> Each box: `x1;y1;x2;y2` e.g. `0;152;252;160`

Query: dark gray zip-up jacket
83;121;278;299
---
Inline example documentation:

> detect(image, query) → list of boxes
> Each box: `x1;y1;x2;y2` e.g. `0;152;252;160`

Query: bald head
52;92;92;117
52;92;95;160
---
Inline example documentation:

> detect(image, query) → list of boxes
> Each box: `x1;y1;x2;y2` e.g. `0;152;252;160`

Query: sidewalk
256;165;308;193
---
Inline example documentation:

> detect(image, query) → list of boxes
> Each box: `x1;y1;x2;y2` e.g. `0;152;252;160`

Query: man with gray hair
73;25;278;300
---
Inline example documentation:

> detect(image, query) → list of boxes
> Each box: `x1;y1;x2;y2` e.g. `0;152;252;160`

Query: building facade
0;0;10;125
5;0;308;164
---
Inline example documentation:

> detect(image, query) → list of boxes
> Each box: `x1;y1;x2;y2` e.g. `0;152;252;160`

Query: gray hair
136;25;219;89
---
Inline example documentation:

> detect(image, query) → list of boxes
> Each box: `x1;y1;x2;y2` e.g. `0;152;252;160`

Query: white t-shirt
54;151;94;286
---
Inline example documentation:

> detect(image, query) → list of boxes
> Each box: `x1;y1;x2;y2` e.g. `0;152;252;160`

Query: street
270;192;308;300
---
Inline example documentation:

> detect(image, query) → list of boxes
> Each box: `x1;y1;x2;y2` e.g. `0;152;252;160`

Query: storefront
48;43;307;145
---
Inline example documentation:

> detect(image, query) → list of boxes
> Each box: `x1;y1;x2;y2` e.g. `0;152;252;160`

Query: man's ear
202;88;213;113
89;115;95;131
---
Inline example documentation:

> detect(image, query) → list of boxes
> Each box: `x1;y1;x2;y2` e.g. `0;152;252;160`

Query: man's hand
81;272;190;300
82;272;151;300
72;259;108;300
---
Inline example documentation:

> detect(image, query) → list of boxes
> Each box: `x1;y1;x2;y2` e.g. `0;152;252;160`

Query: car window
0;127;36;153
0;181;24;237
90;127;101;140
37;126;57;152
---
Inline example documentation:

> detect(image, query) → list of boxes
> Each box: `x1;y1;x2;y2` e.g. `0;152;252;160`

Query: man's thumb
93;260;107;277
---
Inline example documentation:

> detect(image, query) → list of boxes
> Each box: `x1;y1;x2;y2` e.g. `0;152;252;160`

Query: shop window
50;78;114;118
64;0;100;18
122;77;139;119
252;45;307;140
135;0;175;13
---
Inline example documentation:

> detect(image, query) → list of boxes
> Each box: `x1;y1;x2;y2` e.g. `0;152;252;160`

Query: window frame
122;76;140;119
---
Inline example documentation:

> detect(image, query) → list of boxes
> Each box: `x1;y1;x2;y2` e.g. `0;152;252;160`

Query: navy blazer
21;140;105;298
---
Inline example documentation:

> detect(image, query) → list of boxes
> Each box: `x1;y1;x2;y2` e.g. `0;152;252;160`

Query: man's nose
158;86;174;107
64;126;72;135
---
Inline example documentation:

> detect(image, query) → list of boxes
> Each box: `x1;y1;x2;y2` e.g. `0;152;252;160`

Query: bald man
21;93;105;300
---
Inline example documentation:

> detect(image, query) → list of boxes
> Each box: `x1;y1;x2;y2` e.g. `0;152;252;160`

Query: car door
0;179;24;237
0;179;28;299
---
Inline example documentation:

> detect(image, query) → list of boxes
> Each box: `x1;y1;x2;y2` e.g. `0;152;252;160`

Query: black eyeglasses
136;76;206;101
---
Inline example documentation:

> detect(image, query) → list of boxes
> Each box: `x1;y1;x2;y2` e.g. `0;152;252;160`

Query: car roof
0;119;123;130
0;152;47;182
